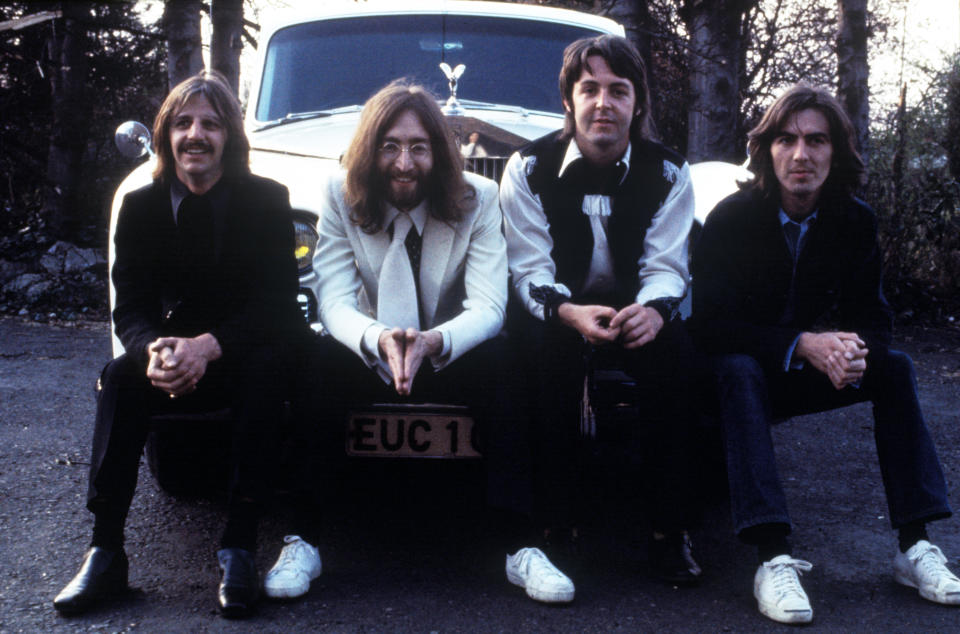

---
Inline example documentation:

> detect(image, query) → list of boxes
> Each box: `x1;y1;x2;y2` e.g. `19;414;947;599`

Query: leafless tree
211;0;243;96
163;0;202;90
838;0;870;162
42;1;91;239
681;0;756;162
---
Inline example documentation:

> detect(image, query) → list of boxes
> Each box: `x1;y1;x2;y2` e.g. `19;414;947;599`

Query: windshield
255;14;606;122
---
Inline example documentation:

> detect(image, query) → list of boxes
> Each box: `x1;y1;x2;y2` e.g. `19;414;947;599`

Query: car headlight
292;213;319;274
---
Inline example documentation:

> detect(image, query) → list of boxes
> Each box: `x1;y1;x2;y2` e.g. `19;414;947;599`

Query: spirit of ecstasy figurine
439;62;465;115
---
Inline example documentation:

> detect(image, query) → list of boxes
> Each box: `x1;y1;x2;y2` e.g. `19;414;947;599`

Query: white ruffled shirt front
500;139;694;320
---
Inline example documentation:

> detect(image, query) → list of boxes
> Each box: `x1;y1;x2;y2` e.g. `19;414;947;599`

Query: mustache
177;141;213;153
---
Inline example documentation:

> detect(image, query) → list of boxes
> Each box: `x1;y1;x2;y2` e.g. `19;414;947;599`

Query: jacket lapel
420;216;454;327
359;228;391;286
758;204;794;278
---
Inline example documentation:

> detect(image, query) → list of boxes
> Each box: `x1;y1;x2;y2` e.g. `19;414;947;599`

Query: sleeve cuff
529;283;570;321
361;323;386;364
429;330;452;368
784;333;805;371
644;297;681;323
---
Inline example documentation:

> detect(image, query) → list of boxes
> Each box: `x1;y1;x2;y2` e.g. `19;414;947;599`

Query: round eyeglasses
378;142;431;161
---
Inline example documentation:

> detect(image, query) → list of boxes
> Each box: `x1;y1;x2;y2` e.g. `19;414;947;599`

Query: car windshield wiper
255;106;362;131
453;99;529;115
449;100;561;118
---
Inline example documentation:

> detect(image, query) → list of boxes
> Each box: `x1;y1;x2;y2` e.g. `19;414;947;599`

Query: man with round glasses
261;79;525;601
314;79;506;396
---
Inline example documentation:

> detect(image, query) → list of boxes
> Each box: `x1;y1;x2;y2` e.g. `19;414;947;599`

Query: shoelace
764;558;813;601
911;544;960;585
516;548;566;581
276;541;309;570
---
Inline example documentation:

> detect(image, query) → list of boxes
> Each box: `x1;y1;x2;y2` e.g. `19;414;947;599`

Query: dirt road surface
1;317;959;632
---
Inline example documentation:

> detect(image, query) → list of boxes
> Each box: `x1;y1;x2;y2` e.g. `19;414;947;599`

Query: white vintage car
111;1;631;352
109;1;747;481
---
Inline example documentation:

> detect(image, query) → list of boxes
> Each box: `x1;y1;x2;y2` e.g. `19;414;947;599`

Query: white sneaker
753;555;813;624
505;547;575;604
894;540;960;605
264;535;322;599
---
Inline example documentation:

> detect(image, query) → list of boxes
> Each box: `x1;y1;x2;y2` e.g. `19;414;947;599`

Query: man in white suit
263;81;563;604
314;80;506;394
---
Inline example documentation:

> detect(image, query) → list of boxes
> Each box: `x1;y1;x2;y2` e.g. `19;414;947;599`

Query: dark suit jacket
691;187;893;374
111;173;303;370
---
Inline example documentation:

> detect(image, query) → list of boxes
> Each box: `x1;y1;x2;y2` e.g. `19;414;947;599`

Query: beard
382;167;429;211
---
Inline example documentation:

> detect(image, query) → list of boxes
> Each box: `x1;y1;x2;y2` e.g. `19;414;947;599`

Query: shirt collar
170;177;190;220
558;139;631;186
170;175;229;222
383;198;429;235
778;208;818;228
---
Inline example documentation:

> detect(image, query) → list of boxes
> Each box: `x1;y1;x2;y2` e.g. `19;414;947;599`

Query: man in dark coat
53;71;303;619
692;84;958;625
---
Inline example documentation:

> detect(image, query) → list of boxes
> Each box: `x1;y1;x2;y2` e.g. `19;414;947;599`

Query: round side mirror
114;121;153;159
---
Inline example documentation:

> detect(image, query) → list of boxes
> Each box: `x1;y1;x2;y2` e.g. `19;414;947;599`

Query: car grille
464;157;508;183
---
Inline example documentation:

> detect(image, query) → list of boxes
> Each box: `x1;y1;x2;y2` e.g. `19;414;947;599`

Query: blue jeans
708;349;951;538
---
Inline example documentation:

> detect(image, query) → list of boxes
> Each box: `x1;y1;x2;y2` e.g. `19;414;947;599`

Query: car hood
248;106;565;160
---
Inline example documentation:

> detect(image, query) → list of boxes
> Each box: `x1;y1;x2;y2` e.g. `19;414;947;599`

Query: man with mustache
53;71;304;619
499;34;703;600
692;84;959;624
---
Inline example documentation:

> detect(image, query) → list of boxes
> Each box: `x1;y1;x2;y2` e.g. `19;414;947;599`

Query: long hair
152;70;249;183
558;35;656;142
342;80;470;233
746;83;865;199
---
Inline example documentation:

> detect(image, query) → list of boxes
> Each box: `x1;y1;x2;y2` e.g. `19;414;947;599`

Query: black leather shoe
648;532;703;585
217;548;258;618
53;547;128;615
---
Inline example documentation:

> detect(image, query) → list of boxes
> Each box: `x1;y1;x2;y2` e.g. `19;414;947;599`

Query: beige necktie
377;213;420;330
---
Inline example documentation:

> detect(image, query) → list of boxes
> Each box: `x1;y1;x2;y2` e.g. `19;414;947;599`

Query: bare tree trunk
683;0;754;162
163;0;202;90
603;0;648;52
946;61;960;179
885;82;907;284
603;0;657;116
42;1;90;239
211;0;243;96
837;0;869;164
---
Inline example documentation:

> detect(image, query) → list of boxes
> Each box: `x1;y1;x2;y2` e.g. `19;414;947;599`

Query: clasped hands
797;331;868;390
145;333;222;398
557;302;663;349
378;327;443;395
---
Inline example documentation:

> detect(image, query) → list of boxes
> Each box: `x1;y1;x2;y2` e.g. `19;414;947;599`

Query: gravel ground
1;317;959;632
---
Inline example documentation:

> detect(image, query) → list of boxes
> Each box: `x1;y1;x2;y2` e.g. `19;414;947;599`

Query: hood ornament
439;62;465;115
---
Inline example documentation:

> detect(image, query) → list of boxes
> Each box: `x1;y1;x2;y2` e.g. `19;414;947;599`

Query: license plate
346;404;480;458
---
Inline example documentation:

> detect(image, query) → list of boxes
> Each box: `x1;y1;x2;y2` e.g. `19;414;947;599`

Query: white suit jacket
312;169;507;371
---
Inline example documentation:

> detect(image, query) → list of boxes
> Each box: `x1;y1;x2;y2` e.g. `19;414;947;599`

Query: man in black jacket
53;71;303;619
692;84;957;624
